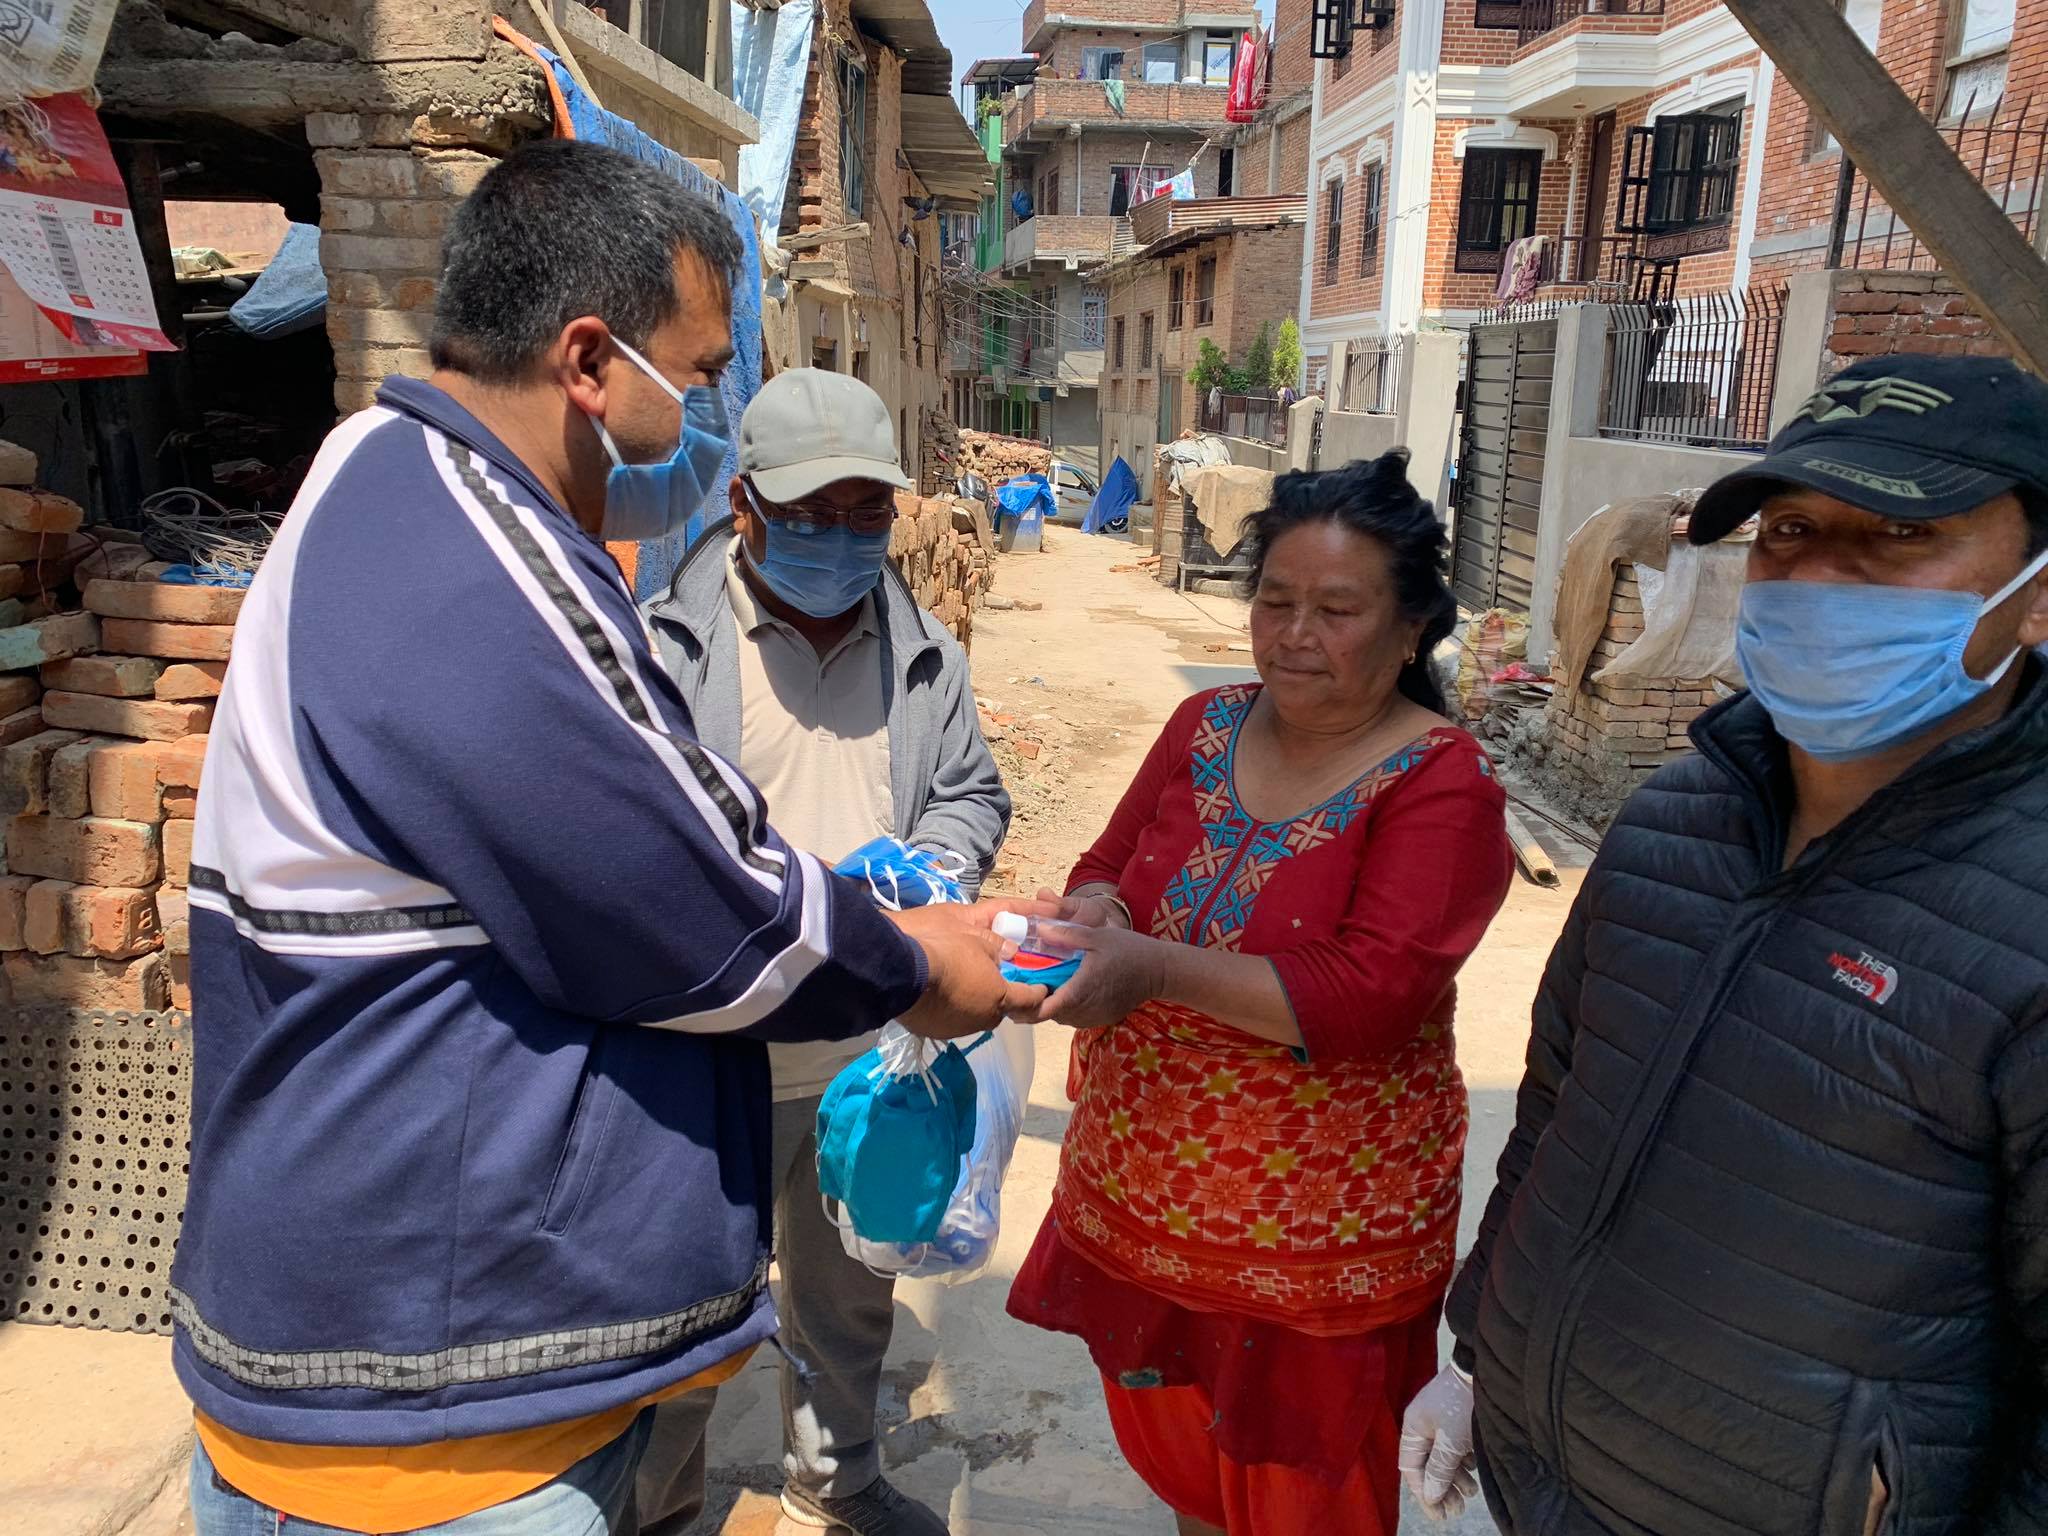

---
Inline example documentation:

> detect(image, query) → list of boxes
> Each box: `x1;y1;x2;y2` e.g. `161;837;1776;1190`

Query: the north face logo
1829;950;1899;1005
1793;377;1955;425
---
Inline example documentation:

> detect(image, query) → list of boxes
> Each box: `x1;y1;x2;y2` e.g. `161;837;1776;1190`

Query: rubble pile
891;490;996;647
955;430;1051;484
0;549;235;1014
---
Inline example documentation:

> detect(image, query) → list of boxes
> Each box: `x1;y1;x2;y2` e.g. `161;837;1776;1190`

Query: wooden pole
1719;0;2048;373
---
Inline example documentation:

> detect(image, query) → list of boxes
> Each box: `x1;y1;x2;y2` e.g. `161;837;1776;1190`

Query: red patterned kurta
1010;684;1512;1478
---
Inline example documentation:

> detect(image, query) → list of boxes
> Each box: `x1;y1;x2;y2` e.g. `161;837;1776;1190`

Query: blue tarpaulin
229;222;326;339
1084;456;1138;535
993;474;1054;531
533;42;764;599
730;0;813;237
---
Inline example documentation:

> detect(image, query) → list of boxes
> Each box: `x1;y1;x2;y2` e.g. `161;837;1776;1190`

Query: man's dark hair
430;140;741;382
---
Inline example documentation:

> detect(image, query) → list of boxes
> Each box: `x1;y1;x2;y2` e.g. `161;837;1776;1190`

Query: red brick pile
0;515;235;1015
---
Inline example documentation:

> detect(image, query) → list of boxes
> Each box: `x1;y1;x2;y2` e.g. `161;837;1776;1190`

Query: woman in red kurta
1007;452;1514;1536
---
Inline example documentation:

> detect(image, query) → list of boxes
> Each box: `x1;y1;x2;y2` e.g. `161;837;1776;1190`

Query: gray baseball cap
738;367;913;503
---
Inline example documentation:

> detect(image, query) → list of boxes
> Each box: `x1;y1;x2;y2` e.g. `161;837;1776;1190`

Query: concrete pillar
1397;332;1461;512
1288;398;1322;471
1771;269;1838;436
1527;304;1614;665
313;116;496;415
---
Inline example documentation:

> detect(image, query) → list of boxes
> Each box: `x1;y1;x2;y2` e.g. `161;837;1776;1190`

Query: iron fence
1198;392;1291;446
1341;336;1405;415
1516;0;1663;47
1600;285;1788;453
1829;94;2047;272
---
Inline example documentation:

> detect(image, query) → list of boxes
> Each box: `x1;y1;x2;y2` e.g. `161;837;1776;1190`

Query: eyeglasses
743;480;897;536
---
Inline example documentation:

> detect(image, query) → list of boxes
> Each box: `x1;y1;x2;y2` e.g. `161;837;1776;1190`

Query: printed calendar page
0;91;171;353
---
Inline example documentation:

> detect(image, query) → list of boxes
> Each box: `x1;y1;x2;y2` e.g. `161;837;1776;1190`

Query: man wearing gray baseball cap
638;369;1008;1536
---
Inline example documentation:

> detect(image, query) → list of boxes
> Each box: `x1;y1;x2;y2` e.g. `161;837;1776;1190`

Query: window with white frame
1358;163;1385;277
1204;32;1236;84
1944;0;2013;119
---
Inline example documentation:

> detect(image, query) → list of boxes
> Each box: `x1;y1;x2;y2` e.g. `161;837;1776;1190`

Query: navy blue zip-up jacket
169;379;929;1447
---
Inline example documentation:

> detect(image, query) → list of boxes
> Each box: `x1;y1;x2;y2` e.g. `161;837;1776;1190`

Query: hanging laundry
1104;78;1127;116
1226;31;1260;123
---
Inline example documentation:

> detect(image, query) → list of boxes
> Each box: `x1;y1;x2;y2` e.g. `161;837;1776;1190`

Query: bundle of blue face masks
833;837;967;910
817;839;1035;1281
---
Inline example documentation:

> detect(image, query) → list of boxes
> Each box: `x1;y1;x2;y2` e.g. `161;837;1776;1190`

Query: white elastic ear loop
1974;544;2048;686
609;335;689;407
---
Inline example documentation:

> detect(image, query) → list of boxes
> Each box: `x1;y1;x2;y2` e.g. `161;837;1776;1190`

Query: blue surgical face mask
1736;546;2048;761
584;338;730;542
739;480;892;618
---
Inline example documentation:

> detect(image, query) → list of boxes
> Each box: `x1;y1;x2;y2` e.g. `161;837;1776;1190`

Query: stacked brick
890;491;993;647
1545;567;1716;785
0;569;234;1015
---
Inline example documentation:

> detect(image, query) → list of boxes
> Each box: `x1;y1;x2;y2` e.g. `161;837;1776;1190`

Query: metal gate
1452;318;1555;615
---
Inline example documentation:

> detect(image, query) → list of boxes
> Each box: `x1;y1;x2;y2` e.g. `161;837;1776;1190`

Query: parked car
1049;459;1099;526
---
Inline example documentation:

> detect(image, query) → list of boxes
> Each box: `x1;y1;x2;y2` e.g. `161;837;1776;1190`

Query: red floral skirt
1009;1219;1440;1506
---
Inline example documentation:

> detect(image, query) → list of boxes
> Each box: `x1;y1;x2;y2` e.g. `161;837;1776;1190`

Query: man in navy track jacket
172;140;1040;1536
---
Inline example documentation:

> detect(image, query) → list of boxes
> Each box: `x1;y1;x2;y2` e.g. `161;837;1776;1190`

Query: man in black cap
1398;355;2048;1535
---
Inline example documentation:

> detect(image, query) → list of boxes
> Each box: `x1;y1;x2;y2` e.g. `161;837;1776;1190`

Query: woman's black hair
1238;449;1458;715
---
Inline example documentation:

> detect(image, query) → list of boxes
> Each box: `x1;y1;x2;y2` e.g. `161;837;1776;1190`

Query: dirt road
696;533;1580;1535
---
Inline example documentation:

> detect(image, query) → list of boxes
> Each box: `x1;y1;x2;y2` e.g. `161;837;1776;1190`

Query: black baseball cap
1689;355;2048;544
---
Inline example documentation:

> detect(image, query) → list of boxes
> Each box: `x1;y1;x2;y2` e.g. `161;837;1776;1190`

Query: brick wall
1751;0;2048;286
311;116;498;415
1822;270;2006;369
1421;120;1576;316
1306;134;1391;324
1320;0;1404;110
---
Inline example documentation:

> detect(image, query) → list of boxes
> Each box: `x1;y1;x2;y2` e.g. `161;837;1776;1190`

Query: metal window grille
1323;177;1344;284
839;54;867;219
1344;335;1405;415
1358;165;1384;277
1516;0;1664;47
1140;312;1155;370
1198;392;1291;446
1600;286;1789;453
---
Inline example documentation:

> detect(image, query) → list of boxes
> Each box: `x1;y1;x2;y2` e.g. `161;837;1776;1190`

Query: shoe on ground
780;1475;949;1535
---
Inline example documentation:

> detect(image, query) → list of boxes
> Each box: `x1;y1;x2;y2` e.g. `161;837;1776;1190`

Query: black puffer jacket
1447;674;2048;1536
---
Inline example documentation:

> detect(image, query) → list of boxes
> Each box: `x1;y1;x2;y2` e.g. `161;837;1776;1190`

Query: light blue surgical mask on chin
1736;545;2048;761
739;480;893;619
583;337;731;542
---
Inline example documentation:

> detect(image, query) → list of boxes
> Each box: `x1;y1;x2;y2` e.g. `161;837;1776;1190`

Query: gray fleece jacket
643;519;1010;895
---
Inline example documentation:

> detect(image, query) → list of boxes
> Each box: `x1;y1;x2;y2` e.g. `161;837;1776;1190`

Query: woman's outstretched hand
1034;922;1168;1030
1035;886;1132;931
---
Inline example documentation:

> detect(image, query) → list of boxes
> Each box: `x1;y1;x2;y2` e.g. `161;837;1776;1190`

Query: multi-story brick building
957;0;1262;469
778;0;986;489
1297;0;2047;386
1096;195;1308;493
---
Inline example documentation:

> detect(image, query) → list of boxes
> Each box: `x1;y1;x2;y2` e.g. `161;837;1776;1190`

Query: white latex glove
1400;1362;1480;1521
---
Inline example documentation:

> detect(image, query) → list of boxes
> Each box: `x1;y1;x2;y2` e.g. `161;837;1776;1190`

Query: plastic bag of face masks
828;1023;1036;1284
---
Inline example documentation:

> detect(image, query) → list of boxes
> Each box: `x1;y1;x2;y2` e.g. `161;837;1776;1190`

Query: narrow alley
685;531;1578;1536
